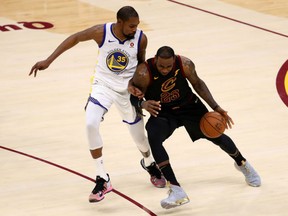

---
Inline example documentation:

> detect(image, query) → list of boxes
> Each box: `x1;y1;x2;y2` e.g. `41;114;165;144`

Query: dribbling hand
214;106;234;129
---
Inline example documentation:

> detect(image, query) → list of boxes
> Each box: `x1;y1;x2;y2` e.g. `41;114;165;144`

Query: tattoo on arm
181;56;218;109
181;56;196;82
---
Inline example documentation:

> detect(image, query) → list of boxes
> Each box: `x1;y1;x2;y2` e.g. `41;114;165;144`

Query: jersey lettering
160;89;180;103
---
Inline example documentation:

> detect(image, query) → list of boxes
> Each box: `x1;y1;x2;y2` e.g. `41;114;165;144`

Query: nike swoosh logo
154;77;159;80
108;40;116;43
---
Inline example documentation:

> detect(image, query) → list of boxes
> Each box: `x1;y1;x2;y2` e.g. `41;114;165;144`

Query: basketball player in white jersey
29;6;166;203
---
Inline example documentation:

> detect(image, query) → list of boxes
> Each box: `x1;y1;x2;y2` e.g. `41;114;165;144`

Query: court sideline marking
0;145;157;216
168;0;288;38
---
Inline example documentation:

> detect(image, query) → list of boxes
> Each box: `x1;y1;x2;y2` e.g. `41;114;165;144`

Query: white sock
94;156;108;181
143;154;155;167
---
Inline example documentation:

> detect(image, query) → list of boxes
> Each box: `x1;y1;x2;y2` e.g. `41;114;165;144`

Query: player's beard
124;33;135;40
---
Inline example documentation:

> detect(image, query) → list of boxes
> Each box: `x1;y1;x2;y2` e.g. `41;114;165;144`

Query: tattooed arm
128;63;161;117
180;55;233;128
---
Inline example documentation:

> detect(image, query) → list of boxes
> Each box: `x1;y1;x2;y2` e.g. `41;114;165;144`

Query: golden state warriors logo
276;59;288;107
106;50;129;74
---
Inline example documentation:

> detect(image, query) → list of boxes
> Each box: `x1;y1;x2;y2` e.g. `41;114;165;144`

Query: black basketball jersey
145;55;195;111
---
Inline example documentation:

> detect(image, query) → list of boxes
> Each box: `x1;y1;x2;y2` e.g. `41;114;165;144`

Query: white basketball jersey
92;22;143;92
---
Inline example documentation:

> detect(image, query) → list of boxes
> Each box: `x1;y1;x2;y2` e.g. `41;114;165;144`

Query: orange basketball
200;111;226;138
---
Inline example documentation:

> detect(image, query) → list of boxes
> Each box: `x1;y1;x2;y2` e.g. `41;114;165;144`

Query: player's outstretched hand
29;60;50;77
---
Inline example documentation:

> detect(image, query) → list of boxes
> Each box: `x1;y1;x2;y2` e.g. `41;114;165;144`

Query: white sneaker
234;160;261;187
161;184;190;209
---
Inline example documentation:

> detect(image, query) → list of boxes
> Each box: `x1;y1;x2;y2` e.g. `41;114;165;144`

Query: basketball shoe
234;160;261;187
89;174;113;202
161;183;190;209
140;159;166;188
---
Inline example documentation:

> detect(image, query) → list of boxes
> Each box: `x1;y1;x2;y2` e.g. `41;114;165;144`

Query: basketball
200;111;226;138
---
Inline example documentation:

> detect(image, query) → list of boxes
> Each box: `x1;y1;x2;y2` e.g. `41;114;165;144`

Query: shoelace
241;161;251;175
92;177;107;194
166;182;172;195
243;164;251;174
146;162;162;179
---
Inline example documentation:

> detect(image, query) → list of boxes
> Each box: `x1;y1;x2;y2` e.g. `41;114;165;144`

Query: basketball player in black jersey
129;46;261;209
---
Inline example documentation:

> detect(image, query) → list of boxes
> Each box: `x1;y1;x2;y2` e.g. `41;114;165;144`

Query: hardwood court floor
1;0;288;215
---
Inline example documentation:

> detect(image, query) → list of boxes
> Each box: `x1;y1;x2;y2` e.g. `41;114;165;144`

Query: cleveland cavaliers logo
161;70;180;92
276;59;288;107
161;77;177;92
160;70;180;103
106;50;129;73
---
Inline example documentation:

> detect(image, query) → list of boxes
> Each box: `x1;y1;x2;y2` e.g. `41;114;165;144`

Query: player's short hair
117;6;139;21
156;46;175;59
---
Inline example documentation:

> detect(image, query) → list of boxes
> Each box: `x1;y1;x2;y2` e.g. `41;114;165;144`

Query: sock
229;149;246;166
143;154;155;167
94;156;108;181
160;163;180;186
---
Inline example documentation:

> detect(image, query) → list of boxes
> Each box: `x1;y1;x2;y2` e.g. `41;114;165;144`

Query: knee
146;117;170;142
147;126;167;147
146;122;159;141
128;123;146;142
86;112;101;132
90;148;102;158
86;119;99;131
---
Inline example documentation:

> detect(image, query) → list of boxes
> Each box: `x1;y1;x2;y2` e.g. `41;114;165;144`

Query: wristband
137;99;144;108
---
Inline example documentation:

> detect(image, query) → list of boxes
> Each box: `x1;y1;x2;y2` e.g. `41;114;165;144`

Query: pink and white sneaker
141;159;166;188
89;174;113;202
